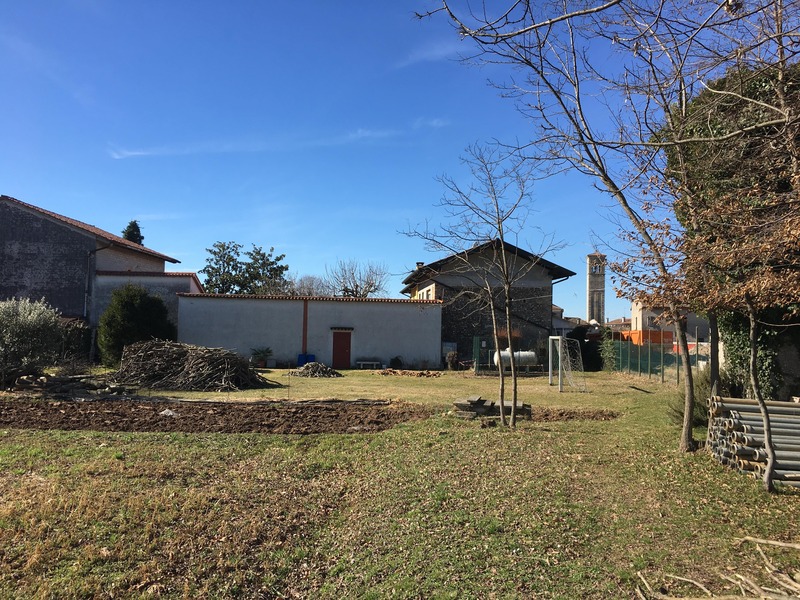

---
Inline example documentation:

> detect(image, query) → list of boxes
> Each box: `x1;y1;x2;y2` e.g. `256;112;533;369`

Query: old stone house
401;239;575;361
0;195;202;327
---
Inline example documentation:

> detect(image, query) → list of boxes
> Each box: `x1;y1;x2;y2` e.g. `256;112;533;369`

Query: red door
332;331;352;369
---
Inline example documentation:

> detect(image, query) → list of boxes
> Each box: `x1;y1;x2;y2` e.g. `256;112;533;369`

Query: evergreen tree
98;285;176;366
200;241;290;294
121;220;144;245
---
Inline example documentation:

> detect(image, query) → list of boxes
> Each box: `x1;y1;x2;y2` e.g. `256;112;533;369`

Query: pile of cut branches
287;362;342;378
636;537;800;599
376;369;442;378
114;340;275;392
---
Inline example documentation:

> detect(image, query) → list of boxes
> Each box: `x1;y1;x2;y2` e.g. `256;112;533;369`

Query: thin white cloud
107;139;277;159
413;117;450;130
345;128;402;141
108;147;154;159
110;129;405;159
396;40;463;68
305;128;404;148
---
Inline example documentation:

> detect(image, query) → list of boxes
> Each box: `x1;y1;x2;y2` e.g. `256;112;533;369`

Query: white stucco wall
177;295;443;368
95;246;166;272
93;273;201;326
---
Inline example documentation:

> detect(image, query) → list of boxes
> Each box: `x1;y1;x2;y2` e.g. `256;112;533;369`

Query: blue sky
0;1;630;320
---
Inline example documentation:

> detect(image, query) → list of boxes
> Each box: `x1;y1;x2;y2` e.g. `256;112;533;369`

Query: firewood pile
708;395;800;488
113;340;274;392
10;374;130;396
287;362;343;378
376;369;442;378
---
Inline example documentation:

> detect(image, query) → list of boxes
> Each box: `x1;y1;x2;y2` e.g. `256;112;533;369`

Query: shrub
666;366;729;427
718;311;783;400
98;285;176;366
0;298;63;387
250;347;273;367
600;330;616;372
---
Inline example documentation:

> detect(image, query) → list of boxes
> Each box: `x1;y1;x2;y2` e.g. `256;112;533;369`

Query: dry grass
1;370;799;598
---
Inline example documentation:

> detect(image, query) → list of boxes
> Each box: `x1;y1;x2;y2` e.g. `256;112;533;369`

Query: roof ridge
1;194;179;264
178;293;441;304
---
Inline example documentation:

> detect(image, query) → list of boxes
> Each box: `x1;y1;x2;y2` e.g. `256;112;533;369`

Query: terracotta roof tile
178;293;440;304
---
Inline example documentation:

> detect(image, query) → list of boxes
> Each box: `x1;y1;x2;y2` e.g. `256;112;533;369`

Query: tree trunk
674;310;696;452
709;311;720;395
504;290;518;428
706;311;720;448
746;298;776;493
488;297;508;427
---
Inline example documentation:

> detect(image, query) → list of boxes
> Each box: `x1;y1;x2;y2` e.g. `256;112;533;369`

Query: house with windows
400;240;576;361
0;195;202;327
630;301;710;346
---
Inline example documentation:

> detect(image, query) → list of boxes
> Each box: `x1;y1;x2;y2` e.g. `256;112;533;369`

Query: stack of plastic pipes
708;395;800;488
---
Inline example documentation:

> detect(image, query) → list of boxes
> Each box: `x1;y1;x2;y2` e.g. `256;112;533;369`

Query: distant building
552;304;578;336
623;301;710;347
606;316;632;333
587;252;606;324
401;239;575;358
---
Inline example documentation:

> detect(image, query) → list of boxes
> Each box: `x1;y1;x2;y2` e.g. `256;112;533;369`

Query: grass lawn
1;370;798;598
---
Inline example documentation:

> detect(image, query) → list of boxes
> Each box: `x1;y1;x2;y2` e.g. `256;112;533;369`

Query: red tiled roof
177;293;441;304
401;239;575;294
1;195;179;263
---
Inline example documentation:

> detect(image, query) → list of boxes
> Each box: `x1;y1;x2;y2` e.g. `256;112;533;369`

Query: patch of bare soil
529;407;619;421
0;395;432;435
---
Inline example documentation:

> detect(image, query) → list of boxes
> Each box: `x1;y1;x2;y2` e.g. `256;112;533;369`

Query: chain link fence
608;338;710;383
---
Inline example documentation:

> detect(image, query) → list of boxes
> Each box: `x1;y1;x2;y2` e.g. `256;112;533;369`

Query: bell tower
587;252;606;324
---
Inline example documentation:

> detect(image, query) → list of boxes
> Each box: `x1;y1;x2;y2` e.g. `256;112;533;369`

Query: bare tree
407;144;562;427
324;259;389;298
288;274;335;297
423;0;799;453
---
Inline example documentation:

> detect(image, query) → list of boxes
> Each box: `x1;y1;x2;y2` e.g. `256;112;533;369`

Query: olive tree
0;298;63;387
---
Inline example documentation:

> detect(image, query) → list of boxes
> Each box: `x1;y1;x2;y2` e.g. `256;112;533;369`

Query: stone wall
441;286;552;363
0;202;94;318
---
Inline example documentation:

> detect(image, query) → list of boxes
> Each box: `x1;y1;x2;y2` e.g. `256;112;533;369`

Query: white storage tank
493;349;538;369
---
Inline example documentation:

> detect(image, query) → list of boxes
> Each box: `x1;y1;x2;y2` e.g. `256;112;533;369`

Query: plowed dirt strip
0;397;432;434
